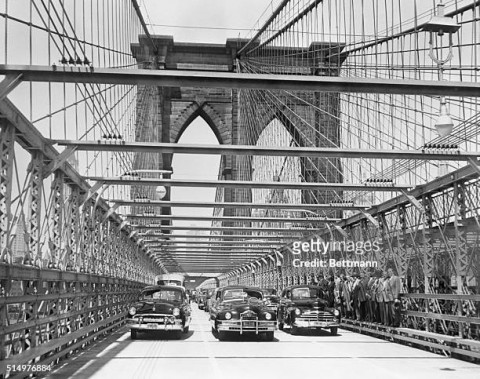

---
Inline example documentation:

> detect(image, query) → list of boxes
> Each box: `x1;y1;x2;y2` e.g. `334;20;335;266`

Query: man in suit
388;268;402;327
375;273;385;324
382;271;393;326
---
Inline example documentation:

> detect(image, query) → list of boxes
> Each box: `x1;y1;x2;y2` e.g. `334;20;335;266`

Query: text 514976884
6;364;52;373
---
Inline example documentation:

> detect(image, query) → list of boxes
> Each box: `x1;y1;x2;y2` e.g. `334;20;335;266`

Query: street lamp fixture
422;1;461;137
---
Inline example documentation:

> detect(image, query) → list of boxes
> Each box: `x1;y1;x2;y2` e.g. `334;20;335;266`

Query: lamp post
422;0;461;137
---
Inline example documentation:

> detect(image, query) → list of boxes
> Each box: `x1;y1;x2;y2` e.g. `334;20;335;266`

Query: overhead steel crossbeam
124;214;340;223
132;225;315;233
156;253;270;257
144;241;283;248
150;246;273;250
153;254;265;259
139;234;292;240
1;65;480;97
51;141;477;162
85;177;410;191
109;199;367;211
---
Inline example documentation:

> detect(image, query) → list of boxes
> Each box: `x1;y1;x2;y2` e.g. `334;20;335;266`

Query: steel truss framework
0;99;162;370
1;0;480;371
219;163;480;340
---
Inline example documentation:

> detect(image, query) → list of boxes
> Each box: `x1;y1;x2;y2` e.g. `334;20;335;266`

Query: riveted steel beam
109;199;367;211
52;140;478;161
1;65;480;96
124;214;339;223
85;177;410;191
131;225;316;233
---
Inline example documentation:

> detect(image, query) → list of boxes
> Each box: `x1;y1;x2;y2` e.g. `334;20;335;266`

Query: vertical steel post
454;182;468;337
26;151;44;266
51;171;64;268
0;122;14;263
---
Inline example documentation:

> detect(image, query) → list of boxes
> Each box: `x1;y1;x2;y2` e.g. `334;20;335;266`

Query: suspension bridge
0;0;480;378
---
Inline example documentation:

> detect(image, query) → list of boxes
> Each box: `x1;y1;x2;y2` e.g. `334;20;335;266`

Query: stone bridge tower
131;35;344;221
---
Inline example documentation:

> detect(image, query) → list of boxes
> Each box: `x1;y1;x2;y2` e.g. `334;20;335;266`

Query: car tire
264;331;274;341
278;322;284;331
218;331;228;341
211;327;219;339
291;325;298;335
172;331;182;340
130;330;137;340
183;326;189;334
330;327;338;336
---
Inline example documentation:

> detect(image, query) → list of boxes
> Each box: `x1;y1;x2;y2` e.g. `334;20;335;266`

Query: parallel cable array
238;0;480;213
1;0;149;267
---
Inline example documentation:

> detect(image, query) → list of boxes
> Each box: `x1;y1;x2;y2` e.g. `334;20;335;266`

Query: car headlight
265;312;272;320
225;312;232;320
129;307;136;316
173;308;180;317
294;308;301;316
334;309;340;317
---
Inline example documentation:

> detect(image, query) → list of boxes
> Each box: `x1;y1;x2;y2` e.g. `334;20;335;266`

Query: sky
170;119;221;227
142;0;276;44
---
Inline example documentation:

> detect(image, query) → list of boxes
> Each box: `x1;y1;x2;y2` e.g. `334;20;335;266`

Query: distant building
11;214;27;264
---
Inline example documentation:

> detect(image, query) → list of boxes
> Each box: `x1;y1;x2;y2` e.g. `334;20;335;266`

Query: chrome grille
240;311;258;320
299;311;335;322
132;314;175;322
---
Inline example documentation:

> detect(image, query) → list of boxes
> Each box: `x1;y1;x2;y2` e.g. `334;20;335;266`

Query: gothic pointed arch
170;102;232;145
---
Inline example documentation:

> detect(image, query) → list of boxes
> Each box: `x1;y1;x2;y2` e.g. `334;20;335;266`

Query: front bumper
128;315;183;331
217;320;276;334
293;318;339;329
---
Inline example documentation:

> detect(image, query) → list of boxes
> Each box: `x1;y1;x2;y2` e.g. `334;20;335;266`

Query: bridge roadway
44;305;480;379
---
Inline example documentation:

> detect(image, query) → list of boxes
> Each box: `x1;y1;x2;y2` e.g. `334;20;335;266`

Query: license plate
147;323;158;329
243;321;256;327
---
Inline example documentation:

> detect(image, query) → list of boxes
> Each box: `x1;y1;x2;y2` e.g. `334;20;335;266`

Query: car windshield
291;287;321;300
262;289;276;296
141;289;183;302
223;289;263;301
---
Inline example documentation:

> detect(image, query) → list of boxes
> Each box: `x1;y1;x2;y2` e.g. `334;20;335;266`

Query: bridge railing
401;293;480;339
0;264;144;378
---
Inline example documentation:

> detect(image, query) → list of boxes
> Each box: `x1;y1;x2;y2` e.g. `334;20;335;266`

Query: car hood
135;301;179;314
219;299;266;313
290;298;328;309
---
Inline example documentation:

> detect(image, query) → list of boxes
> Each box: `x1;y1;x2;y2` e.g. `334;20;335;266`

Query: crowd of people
313;268;402;327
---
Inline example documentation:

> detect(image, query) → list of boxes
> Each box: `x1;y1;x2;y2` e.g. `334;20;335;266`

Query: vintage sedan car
210;286;277;341
197;290;207;310
127;285;191;339
261;288;280;313
278;285;340;335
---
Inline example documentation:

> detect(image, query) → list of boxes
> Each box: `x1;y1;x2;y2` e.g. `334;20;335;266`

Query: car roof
283;285;323;290
219;285;263;291
141;285;185;292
